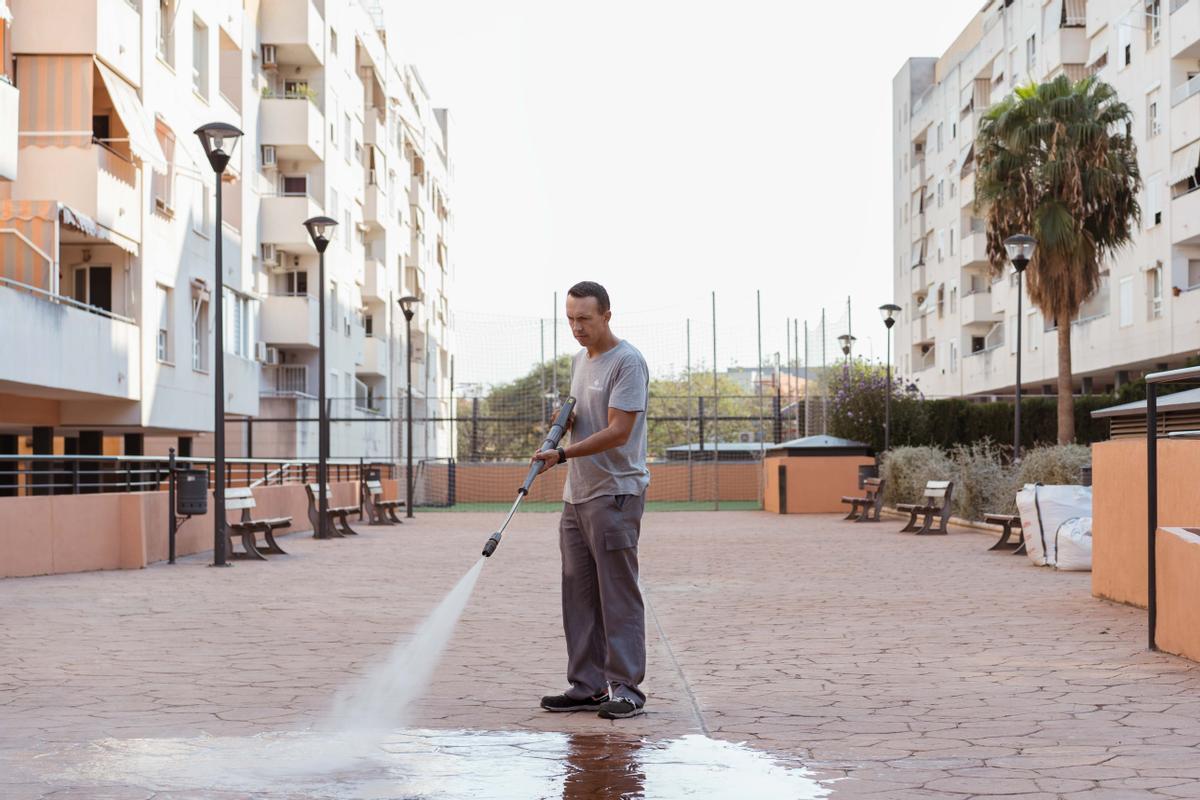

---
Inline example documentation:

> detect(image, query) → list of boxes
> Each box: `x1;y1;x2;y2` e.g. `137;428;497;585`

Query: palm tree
975;74;1140;444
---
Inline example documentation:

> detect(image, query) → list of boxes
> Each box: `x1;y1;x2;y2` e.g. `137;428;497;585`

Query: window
330;190;339;218
936;123;944;153
192;295;208;371
329;283;337;330
73;265;113;312
284;270;307;296
949;285;958;314
225;291;250;358
1147;0;1162;47
152;120;176;214
1148;96;1161;139
937;230;945;263
1189;259;1200;288
281;174;308;196
949;340;958;373
1119;276;1134;327
330;96;339;148
343;209;351;251
937;180;944;208
156;285;171;362
1145;173;1162;227
343;113;351;163
1026;34;1037;72
192;17;208;99
330;28;338;57
951;121;957;140
283;79;309;99
949;226;956;256
1148;264;1163;319
364;313;374;336
1120;22;1131;66
1027;311;1041;351
157;0;174;65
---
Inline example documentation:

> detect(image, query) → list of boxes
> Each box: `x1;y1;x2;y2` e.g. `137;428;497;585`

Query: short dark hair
566;281;610;313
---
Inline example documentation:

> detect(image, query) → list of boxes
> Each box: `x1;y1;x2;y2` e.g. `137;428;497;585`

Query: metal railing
1145;364;1200;651
0;454;396;498
0;275;137;324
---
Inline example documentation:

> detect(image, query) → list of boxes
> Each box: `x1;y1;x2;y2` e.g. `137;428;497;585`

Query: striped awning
1170;140;1200;187
17;55;94;147
94;59;168;172
0;200;137;292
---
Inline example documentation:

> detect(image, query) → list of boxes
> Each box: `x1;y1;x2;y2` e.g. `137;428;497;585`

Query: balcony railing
264;364;310;396
1172;73;1200;106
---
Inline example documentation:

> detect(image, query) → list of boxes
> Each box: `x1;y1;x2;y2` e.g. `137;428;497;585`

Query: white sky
396;1;981;386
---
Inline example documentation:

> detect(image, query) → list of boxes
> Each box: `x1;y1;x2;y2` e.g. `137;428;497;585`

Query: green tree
975;75;1141;444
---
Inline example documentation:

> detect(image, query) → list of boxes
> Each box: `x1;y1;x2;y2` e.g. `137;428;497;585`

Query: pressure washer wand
482;396;576;558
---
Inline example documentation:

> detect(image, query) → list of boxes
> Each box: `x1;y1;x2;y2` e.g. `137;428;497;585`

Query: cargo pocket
605;527;639;551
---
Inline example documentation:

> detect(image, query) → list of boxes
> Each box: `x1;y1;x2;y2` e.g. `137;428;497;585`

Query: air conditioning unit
265;346;280;365
262;45;277;68
261;243;278;266
261;145;277;168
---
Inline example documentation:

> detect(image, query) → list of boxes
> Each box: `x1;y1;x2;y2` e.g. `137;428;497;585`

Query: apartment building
0;0;455;464
893;0;1200;399
0;2;15;183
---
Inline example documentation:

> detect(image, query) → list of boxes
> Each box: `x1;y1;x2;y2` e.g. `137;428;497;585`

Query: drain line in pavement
643;583;710;736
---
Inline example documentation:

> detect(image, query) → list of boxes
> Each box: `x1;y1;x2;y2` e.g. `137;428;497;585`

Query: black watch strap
556;446;568;464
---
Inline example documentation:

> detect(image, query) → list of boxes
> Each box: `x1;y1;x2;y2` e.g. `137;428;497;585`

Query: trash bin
176;469;208;516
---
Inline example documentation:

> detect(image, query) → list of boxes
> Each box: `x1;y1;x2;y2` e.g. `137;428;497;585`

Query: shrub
1017;443;1092;486
880;446;954;507
950;440;1016;519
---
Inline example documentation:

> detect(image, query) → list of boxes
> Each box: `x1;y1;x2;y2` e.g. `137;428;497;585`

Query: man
531;281;650;720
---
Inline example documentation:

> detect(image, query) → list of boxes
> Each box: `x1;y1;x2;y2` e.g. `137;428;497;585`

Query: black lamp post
304;215;338;538
398;295;420;518
1004;233;1036;463
879;304;901;452
194;121;242;567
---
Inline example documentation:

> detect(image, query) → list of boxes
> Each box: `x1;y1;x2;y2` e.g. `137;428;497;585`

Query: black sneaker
540;692;607;712
597;696;644;719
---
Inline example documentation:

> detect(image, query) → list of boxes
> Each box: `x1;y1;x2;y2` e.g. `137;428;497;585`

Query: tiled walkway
1;511;1198;798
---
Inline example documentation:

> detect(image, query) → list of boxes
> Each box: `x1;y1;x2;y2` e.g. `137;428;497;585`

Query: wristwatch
556;446;568;464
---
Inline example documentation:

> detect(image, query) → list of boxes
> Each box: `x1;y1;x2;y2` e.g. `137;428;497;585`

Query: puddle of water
9;729;832;799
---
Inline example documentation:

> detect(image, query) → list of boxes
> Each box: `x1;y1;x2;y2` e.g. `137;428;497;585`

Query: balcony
0;79;16;181
1042;25;1088;72
12;0;140;84
363;182;385;231
913;314;934;345
0;282;140;401
223;352;260;418
1171;0;1200;59
960;171;975;208
362;258;387;303
357;336;388;377
910;264;927;295
260;193;324;252
259;0;324;66
262;364;311;396
961;290;998;328
1172;184;1200;245
15;144;139;243
260;96;324;161
961;230;989;269
363;110;387;149
260;294;320;349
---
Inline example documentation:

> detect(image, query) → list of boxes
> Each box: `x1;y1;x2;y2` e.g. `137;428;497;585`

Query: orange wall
1092;439;1200;608
0;481;365;578
1156;527;1200;663
426;462;760;504
762;455;875;514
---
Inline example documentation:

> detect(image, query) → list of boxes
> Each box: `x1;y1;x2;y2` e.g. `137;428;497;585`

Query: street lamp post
878;304;901;452
398;295;420;518
837;333;857;364
1004;234;1036;464
304;215;338;539
194;122;243;567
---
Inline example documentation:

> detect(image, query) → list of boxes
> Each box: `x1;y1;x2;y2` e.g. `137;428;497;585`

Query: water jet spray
482;396;576;558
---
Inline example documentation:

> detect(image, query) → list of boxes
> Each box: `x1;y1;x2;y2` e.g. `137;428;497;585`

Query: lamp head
837;333;857;356
303;215;338;253
1003;233;1036;272
193;122;243;174
879;303;901;329
398;295;420;321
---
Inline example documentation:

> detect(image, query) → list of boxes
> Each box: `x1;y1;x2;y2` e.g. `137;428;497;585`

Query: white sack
1054;516;1093;571
1015;484;1093;567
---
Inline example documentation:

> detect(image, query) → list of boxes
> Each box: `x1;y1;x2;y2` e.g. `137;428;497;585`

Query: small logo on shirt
589;378;603;391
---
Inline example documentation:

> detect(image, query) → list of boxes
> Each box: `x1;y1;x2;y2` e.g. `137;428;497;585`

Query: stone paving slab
0;510;1198;798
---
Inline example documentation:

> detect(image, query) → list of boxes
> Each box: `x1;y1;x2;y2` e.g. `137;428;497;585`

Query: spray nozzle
481;532;502;558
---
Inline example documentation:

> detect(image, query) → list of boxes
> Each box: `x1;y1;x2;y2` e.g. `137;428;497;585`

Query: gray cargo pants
559;492;646;706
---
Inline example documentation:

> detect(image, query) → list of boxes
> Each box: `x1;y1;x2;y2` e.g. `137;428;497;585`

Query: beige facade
893;0;1200;400
0;0;455;462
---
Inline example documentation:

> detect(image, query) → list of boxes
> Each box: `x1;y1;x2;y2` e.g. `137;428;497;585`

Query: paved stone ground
2;511;1199;799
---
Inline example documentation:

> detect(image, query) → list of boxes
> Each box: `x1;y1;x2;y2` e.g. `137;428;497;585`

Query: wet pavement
2;510;1200;798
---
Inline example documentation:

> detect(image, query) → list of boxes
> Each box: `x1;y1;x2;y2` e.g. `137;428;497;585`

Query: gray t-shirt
563;340;650;504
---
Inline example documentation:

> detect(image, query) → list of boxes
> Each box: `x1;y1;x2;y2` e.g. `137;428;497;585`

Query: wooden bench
985;513;1026;554
305;483;360;537
224;487;293;560
897;480;954;535
361;477;405;525
841;477;886;522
